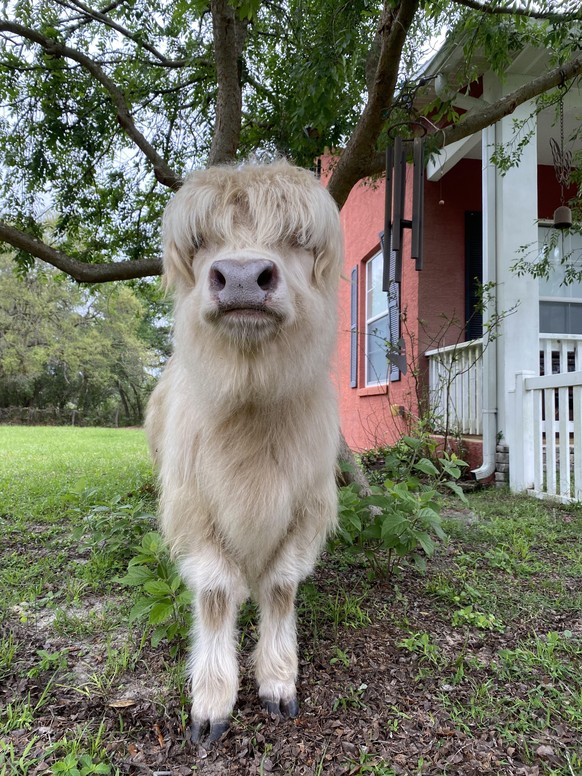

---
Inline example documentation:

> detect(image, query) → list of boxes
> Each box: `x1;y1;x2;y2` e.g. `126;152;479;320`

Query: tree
0;254;161;424
0;0;581;284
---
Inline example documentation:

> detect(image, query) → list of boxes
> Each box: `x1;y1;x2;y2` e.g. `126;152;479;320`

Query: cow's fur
145;160;343;745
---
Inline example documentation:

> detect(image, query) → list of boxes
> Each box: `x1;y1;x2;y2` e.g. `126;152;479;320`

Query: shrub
335;443;468;576
116;531;191;655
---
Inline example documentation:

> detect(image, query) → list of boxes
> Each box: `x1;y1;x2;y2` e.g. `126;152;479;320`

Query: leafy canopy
0;0;581;280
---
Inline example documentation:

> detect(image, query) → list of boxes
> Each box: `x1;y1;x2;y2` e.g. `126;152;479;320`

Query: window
539;226;582;335
349;242;401;390
365;252;390;386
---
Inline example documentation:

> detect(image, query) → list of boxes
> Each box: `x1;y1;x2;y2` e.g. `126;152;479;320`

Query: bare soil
3;524;581;776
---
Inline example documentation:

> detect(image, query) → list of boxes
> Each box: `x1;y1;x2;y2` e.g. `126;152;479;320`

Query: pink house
333;40;582;502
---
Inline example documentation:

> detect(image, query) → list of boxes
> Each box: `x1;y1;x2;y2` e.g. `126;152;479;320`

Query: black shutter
350;266;358;388
465;211;483;340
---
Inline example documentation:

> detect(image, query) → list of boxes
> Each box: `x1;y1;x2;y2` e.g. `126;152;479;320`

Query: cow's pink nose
209;259;279;307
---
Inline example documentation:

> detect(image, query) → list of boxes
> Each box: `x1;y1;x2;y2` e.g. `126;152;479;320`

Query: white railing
515;367;582;503
531;335;582;501
425;339;483;436
426;334;582;501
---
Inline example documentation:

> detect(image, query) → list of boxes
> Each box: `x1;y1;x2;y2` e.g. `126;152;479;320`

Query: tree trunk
336;431;371;496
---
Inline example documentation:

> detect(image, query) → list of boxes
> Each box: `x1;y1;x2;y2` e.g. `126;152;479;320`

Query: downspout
472;123;498;480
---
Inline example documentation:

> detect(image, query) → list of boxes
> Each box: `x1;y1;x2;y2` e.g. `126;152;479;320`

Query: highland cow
145;160;343;746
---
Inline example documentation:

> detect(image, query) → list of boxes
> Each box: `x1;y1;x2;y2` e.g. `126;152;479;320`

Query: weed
332;682;368;711
0;633;18;679
27;648;69;678
1;680;54;734
0;736;42;775
70;489;156;571
117;531;191;654
336;441;467;576
343;748;396;774
49;753;110;775
398;632;441;665
330;646;351;667
452;605;505;631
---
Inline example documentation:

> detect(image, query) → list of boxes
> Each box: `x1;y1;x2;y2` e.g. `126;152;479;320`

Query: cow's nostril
210;267;226;291
257;266;275;291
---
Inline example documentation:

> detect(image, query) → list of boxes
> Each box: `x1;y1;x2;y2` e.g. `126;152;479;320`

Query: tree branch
0;221;162;283
54;0;193;66
440;54;582;146
0;20;182;190
451;0;582;22
349;52;582;187
326;0;420;209
207;0;247;165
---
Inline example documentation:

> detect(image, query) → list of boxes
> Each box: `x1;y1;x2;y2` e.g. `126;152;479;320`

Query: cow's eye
288;233;310;251
191;235;205;252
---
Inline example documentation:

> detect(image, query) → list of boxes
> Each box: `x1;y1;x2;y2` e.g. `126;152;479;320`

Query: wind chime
383;134;425;287
551;90;573;230
381;131;426;375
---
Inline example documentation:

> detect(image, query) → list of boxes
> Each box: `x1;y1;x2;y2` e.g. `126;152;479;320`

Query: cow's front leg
254;575;300;718
180;549;248;745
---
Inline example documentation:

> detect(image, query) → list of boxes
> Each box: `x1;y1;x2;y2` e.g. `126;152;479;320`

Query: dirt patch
2;546;581;775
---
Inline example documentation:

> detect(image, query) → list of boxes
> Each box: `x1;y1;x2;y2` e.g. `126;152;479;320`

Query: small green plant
27;648;69;678
337;440;468;576
332;682;368;711
70;487;156;568
0;634;18;680
50;753;110;775
0;736;42;775
117;531;191;654
343;748;397;774
452;605;505;632
398;631;441;665
330;646;351;667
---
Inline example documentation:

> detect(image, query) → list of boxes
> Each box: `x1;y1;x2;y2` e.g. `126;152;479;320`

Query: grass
1;426;581;774
0;426;154;619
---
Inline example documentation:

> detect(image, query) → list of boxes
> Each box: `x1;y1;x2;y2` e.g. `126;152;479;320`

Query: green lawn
0;425;151;522
0;426;581;775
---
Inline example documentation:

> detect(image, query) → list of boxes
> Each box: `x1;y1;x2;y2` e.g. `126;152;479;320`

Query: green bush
336;444;468;576
117;531;191;655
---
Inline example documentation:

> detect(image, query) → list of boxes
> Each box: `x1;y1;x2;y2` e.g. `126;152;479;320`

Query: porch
426;334;582;502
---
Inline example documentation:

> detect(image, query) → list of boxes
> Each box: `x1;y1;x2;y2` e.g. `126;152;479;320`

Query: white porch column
493;86;539;492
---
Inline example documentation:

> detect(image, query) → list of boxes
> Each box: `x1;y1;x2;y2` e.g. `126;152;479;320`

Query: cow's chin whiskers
204;307;285;348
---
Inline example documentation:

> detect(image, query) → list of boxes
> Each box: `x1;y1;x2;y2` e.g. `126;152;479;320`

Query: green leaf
416;532;436;557
151;625;168;648
129;597;154;623
144;579;173;596
116;565;155;587
149;601;174;625
414;459;440;477
445;481;469;504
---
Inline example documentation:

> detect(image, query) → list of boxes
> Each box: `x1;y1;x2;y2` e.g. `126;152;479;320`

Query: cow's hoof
261;697;299;718
190;719;230;747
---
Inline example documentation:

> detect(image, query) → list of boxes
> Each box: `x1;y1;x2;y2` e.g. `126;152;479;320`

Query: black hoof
190;719;230;747
280;697;299;718
261;697;299;718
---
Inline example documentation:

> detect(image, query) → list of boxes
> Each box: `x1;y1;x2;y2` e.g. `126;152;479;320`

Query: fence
518;335;582;502
425;339;483;435
0;406;136;427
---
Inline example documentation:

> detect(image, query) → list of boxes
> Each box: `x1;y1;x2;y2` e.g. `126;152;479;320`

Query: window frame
364;251;390;387
538;222;582;335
